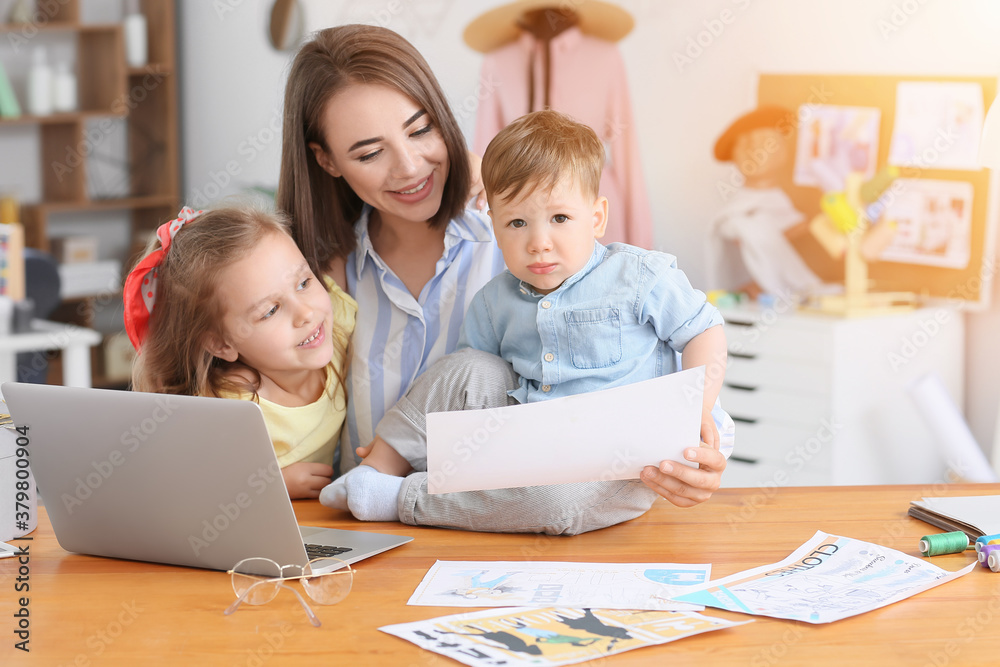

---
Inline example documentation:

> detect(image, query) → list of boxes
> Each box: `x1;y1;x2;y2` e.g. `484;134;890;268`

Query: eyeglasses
224;557;353;627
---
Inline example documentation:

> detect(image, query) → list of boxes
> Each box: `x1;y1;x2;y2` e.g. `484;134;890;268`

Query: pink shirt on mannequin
473;26;653;248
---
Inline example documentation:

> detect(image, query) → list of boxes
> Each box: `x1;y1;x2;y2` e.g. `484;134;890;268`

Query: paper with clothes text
426;368;703;494
671;530;975;623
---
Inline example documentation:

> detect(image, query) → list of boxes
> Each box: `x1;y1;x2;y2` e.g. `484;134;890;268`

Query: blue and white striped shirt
339;205;506;473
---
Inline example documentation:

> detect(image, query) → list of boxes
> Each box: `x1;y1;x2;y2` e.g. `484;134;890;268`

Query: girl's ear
205;334;239;363
309;142;342;178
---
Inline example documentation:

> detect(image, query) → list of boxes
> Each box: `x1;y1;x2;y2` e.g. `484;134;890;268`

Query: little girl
125;206;356;499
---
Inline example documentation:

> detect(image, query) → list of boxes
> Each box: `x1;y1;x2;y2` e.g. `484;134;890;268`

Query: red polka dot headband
123;207;203;352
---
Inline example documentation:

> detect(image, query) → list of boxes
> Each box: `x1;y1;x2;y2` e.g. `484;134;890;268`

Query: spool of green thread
919;531;970;556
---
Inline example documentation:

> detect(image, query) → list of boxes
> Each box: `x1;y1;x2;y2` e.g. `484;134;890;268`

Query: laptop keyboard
305;543;353;559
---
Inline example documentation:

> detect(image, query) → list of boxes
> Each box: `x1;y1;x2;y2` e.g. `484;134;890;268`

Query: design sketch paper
380;607;749;667
878;178;973;269
407;561;711;612
426;368;702;494
671;530;974;624
793;105;880;190
889;81;984;170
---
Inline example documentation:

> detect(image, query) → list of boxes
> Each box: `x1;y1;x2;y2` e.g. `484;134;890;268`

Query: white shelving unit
718;303;965;487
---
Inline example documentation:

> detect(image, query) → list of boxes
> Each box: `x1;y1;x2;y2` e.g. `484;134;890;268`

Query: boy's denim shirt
457;241;734;454
458;241;722;392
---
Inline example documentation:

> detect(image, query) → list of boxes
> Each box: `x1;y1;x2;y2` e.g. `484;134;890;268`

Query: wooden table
4;484;1000;665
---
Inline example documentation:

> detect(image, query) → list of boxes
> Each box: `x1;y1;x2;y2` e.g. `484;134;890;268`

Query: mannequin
710;106;823;300
466;1;653;248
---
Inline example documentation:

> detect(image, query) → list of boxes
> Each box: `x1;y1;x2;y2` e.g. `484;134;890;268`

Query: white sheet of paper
426;368;703;494
407;560;711;611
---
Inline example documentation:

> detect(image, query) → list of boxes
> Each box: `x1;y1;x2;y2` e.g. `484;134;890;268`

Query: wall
177;0;1000;462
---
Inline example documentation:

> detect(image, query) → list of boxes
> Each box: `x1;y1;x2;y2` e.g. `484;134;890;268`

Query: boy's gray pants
376;348;660;535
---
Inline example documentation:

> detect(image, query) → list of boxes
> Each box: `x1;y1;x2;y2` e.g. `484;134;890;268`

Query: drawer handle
725;320;755;328
729;455;759;464
731;416;758;424
725;383;758;392
729;352;756;360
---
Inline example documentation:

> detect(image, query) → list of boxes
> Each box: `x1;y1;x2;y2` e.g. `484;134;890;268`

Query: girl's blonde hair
277;24;471;278
130;206;348;400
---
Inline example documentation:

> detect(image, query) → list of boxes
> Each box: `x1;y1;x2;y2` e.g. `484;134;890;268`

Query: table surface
4;484;1000;666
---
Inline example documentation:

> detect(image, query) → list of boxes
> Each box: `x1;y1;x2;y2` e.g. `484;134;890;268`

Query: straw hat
713;106;796;162
463;0;634;53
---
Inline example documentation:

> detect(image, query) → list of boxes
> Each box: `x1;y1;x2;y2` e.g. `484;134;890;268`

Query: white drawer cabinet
718;304;964;487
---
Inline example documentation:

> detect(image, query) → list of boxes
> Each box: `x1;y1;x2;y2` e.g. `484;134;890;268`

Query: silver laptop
2;382;412;571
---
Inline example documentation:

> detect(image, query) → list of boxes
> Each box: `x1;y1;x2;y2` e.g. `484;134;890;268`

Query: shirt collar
353;205;493;281
517;241;606;297
517;25;584;52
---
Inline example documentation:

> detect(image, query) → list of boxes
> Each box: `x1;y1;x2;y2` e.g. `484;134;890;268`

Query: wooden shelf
1;0;179;387
0;111;128;125
0;22;80;32
31;194;178;213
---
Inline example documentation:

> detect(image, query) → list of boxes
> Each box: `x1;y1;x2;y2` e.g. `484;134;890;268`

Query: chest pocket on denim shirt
566;307;622;369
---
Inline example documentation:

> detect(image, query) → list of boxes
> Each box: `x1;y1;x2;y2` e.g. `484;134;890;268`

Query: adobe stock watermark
921;583;1000;667
242;623;296;667
188;459;284;557
726;415;843;532
427;407;508;492
60;395;179;515
716;86;834;202
51;66;168;184
58;600;144;666
673;0;757;73
189;107;282;208
447;73;502;125
877;0;932;39
5;0;73;53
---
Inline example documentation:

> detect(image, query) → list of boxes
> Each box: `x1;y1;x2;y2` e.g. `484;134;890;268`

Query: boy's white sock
318;471;353;510
319;466;403;521
344;465;403;522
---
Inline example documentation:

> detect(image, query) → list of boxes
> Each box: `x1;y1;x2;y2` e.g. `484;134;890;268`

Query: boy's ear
308;142;342;178
205;333;239;363
592;196;609;239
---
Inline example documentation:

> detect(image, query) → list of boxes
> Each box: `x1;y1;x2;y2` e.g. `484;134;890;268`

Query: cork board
758;73;997;306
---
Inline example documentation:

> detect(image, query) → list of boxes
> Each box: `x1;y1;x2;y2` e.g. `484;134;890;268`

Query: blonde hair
277;24;471;278
130;206;348;401
481;110;605;207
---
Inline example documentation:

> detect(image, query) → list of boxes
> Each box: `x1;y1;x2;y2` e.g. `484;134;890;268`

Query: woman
277;25;721;534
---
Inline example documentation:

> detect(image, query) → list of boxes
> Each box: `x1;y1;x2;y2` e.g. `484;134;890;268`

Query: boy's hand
640;443;727;508
701;411;720;450
282;462;335;499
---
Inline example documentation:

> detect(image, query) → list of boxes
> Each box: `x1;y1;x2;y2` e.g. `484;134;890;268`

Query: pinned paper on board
426;368;703;494
888;81;984;170
794;105;881;191
407;560;712;612
877;178;973;269
380;606;750;667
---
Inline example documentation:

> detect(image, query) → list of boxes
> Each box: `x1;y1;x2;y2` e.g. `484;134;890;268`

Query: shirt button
541;385;551;392
544;353;555;362
541;301;552;309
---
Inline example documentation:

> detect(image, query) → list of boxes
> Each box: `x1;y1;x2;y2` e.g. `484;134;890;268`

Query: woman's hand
467;149;487;211
639;444;727;508
282;462;335;499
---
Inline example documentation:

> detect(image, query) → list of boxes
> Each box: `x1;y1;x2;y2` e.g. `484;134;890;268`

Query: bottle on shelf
27;46;53;116
123;0;148;68
52;61;78;113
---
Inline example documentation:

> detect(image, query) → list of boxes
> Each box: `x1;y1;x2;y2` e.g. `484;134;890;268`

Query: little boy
322;110;733;531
